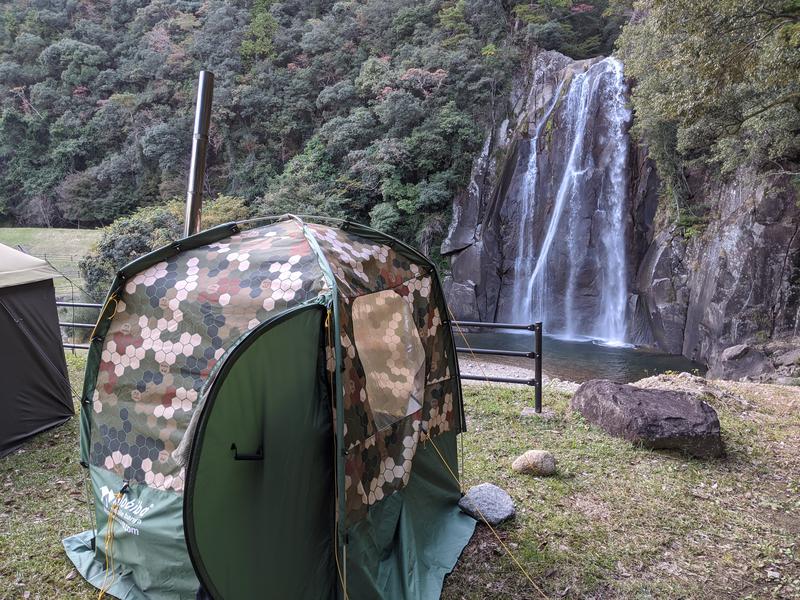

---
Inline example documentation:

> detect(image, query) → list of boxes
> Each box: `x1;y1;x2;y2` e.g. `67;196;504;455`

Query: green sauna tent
64;216;476;599
0;243;73;457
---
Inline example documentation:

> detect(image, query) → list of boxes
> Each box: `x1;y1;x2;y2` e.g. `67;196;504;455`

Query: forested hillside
3;0;797;304
0;0;620;234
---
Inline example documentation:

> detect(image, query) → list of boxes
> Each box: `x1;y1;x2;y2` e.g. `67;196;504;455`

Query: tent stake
184;70;214;237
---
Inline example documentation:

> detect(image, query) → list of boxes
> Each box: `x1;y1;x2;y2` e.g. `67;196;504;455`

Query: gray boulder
458;483;515;525
773;347;800;368
571;379;724;458
707;344;774;380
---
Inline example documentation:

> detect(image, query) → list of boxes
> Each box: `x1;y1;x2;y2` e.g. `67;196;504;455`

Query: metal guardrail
60;321;96;329
63;343;92;350
58;301;102;350
57;301;103;309
452;320;543;413
57;303;545;412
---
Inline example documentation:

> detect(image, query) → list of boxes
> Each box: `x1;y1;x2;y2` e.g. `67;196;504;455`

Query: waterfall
510;57;631;345
512;79;566;331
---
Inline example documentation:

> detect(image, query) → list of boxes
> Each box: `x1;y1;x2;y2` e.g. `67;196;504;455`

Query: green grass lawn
444;382;800;599
0;353;93;600
1;353;798;599
0;227;100;256
0;227;101;299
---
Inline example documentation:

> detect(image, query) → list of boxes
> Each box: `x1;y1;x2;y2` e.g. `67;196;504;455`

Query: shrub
79;196;247;300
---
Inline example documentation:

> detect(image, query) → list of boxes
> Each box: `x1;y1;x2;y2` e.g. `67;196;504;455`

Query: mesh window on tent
351;290;425;431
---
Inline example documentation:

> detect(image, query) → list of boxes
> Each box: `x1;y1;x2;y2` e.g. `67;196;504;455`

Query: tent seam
292;216;349;598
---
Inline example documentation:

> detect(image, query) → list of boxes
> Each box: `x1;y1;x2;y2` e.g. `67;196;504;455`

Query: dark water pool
461;330;705;383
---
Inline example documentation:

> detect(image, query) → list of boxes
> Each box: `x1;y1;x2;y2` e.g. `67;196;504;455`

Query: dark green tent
64;216;475;599
0;243;73;457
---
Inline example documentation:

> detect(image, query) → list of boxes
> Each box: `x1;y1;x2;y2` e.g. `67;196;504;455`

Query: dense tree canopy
0;0;624;297
617;0;800;206
1;1;621;231
5;0;794;265
79;194;248;298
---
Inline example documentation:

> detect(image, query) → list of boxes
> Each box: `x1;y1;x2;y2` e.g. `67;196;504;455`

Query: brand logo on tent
99;486;154;536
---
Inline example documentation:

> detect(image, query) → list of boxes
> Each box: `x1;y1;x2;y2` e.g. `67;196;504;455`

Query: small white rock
512;449;556;476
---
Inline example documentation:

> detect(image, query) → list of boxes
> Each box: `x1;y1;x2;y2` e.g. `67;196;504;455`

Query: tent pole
184;70;214;237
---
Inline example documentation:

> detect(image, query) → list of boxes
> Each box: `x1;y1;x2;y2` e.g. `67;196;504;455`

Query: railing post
534;322;543;413
184;70;214;237
452;319;545;410
70;276;75;353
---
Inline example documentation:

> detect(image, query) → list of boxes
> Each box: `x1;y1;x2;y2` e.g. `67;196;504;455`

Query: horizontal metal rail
460;374;537;386
450;320;543;413
63;342;90;350
60;322;95;329
56;301;103;309
455;346;536;359
453;320;535;331
59;301;101;351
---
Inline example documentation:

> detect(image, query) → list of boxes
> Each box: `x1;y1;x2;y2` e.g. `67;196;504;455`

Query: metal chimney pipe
184;70;214;237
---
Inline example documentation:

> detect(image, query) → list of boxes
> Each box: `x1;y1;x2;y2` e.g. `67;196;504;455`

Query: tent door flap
183;304;335;599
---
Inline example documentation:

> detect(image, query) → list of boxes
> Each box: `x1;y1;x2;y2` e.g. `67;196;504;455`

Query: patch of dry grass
0;228;100;298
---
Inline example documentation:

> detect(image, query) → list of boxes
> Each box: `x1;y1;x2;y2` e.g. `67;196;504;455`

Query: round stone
511;450;557;476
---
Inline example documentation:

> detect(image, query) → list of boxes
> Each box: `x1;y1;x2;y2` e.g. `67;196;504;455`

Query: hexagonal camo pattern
89;218;459;525
338;275;456;522
90;220;328;491
310;224;458;522
351;290;426;431
307;223;423;298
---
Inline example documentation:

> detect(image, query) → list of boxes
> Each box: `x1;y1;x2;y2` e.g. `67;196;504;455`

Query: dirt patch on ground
571;494;611;523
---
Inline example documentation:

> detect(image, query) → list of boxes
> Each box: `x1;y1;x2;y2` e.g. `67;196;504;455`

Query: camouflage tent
64;216;475;599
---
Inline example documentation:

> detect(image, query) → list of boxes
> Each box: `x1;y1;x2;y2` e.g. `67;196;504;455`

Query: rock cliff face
631;168;800;370
442;49;800;376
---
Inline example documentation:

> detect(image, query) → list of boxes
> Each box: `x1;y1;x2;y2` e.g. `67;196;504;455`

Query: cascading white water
598;58;630;345
512;79;566;329
511;57;631;345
